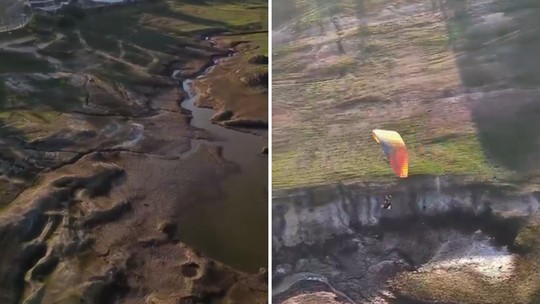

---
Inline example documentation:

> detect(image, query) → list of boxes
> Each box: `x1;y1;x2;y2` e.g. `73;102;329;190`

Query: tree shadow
271;0;299;29
0;116;53;206
439;0;540;173
0;50;54;74
353;0;369;58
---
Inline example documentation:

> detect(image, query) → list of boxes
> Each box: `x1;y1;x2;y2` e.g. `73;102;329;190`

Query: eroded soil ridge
0;1;268;303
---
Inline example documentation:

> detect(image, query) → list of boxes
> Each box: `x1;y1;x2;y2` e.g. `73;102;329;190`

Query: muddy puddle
175;59;268;274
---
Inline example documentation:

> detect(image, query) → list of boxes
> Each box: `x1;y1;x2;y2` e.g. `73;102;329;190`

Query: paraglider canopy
372;129;408;178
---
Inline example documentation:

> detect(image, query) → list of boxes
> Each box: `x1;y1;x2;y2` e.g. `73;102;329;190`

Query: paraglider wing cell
372;129;409;178
380;142;393;159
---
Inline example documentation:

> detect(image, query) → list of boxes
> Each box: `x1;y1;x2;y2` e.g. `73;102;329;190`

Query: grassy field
272;0;540;190
77;0;266;48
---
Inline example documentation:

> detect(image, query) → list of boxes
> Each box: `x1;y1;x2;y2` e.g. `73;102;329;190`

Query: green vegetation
74;0;267;87
83;32;122;57
272;126;499;189
0;51;53;74
123;44;154;66
272;0;540;190
76;0;266;50
0;75;85;112
0;110;61;123
0;28;34;42
247;32;268;56
226;31;268;77
0;110;63;142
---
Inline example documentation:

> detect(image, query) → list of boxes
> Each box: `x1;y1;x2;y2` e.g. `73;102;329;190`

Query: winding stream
174;54;268;273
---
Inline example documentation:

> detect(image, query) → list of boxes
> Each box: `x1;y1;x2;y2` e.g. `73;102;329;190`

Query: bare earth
0;1;268;303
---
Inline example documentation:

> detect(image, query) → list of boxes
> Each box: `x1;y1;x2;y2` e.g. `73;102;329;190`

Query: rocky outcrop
273;181;538;249
241;71;268;87
272;180;539;303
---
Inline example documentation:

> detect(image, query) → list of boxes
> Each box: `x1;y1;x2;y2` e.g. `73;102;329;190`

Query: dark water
176;67;268;274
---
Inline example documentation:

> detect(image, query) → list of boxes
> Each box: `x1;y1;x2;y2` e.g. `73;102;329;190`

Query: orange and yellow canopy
372;129;408;178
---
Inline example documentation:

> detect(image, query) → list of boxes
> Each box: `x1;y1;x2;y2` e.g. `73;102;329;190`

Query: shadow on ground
442;0;540;173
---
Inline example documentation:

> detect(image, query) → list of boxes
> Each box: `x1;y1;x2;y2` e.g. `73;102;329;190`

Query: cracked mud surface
0;1;268;303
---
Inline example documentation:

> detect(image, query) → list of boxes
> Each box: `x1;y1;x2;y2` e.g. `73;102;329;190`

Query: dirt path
36;32;64;49
76;30;145;71
122;40;159;67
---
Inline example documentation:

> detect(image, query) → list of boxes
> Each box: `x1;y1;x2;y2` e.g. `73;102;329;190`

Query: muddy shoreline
174;35;268;273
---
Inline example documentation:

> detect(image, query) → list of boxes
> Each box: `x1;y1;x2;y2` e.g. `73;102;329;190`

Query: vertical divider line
268;0;273;300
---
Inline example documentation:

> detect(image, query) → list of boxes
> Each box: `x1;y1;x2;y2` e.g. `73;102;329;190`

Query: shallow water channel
175;60;268;273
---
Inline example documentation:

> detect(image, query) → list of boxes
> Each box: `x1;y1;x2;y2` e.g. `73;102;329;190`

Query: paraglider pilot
381;195;392;210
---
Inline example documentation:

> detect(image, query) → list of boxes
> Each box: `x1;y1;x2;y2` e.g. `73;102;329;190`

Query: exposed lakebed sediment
272;178;539;303
175;47;268;273
0;24;267;304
